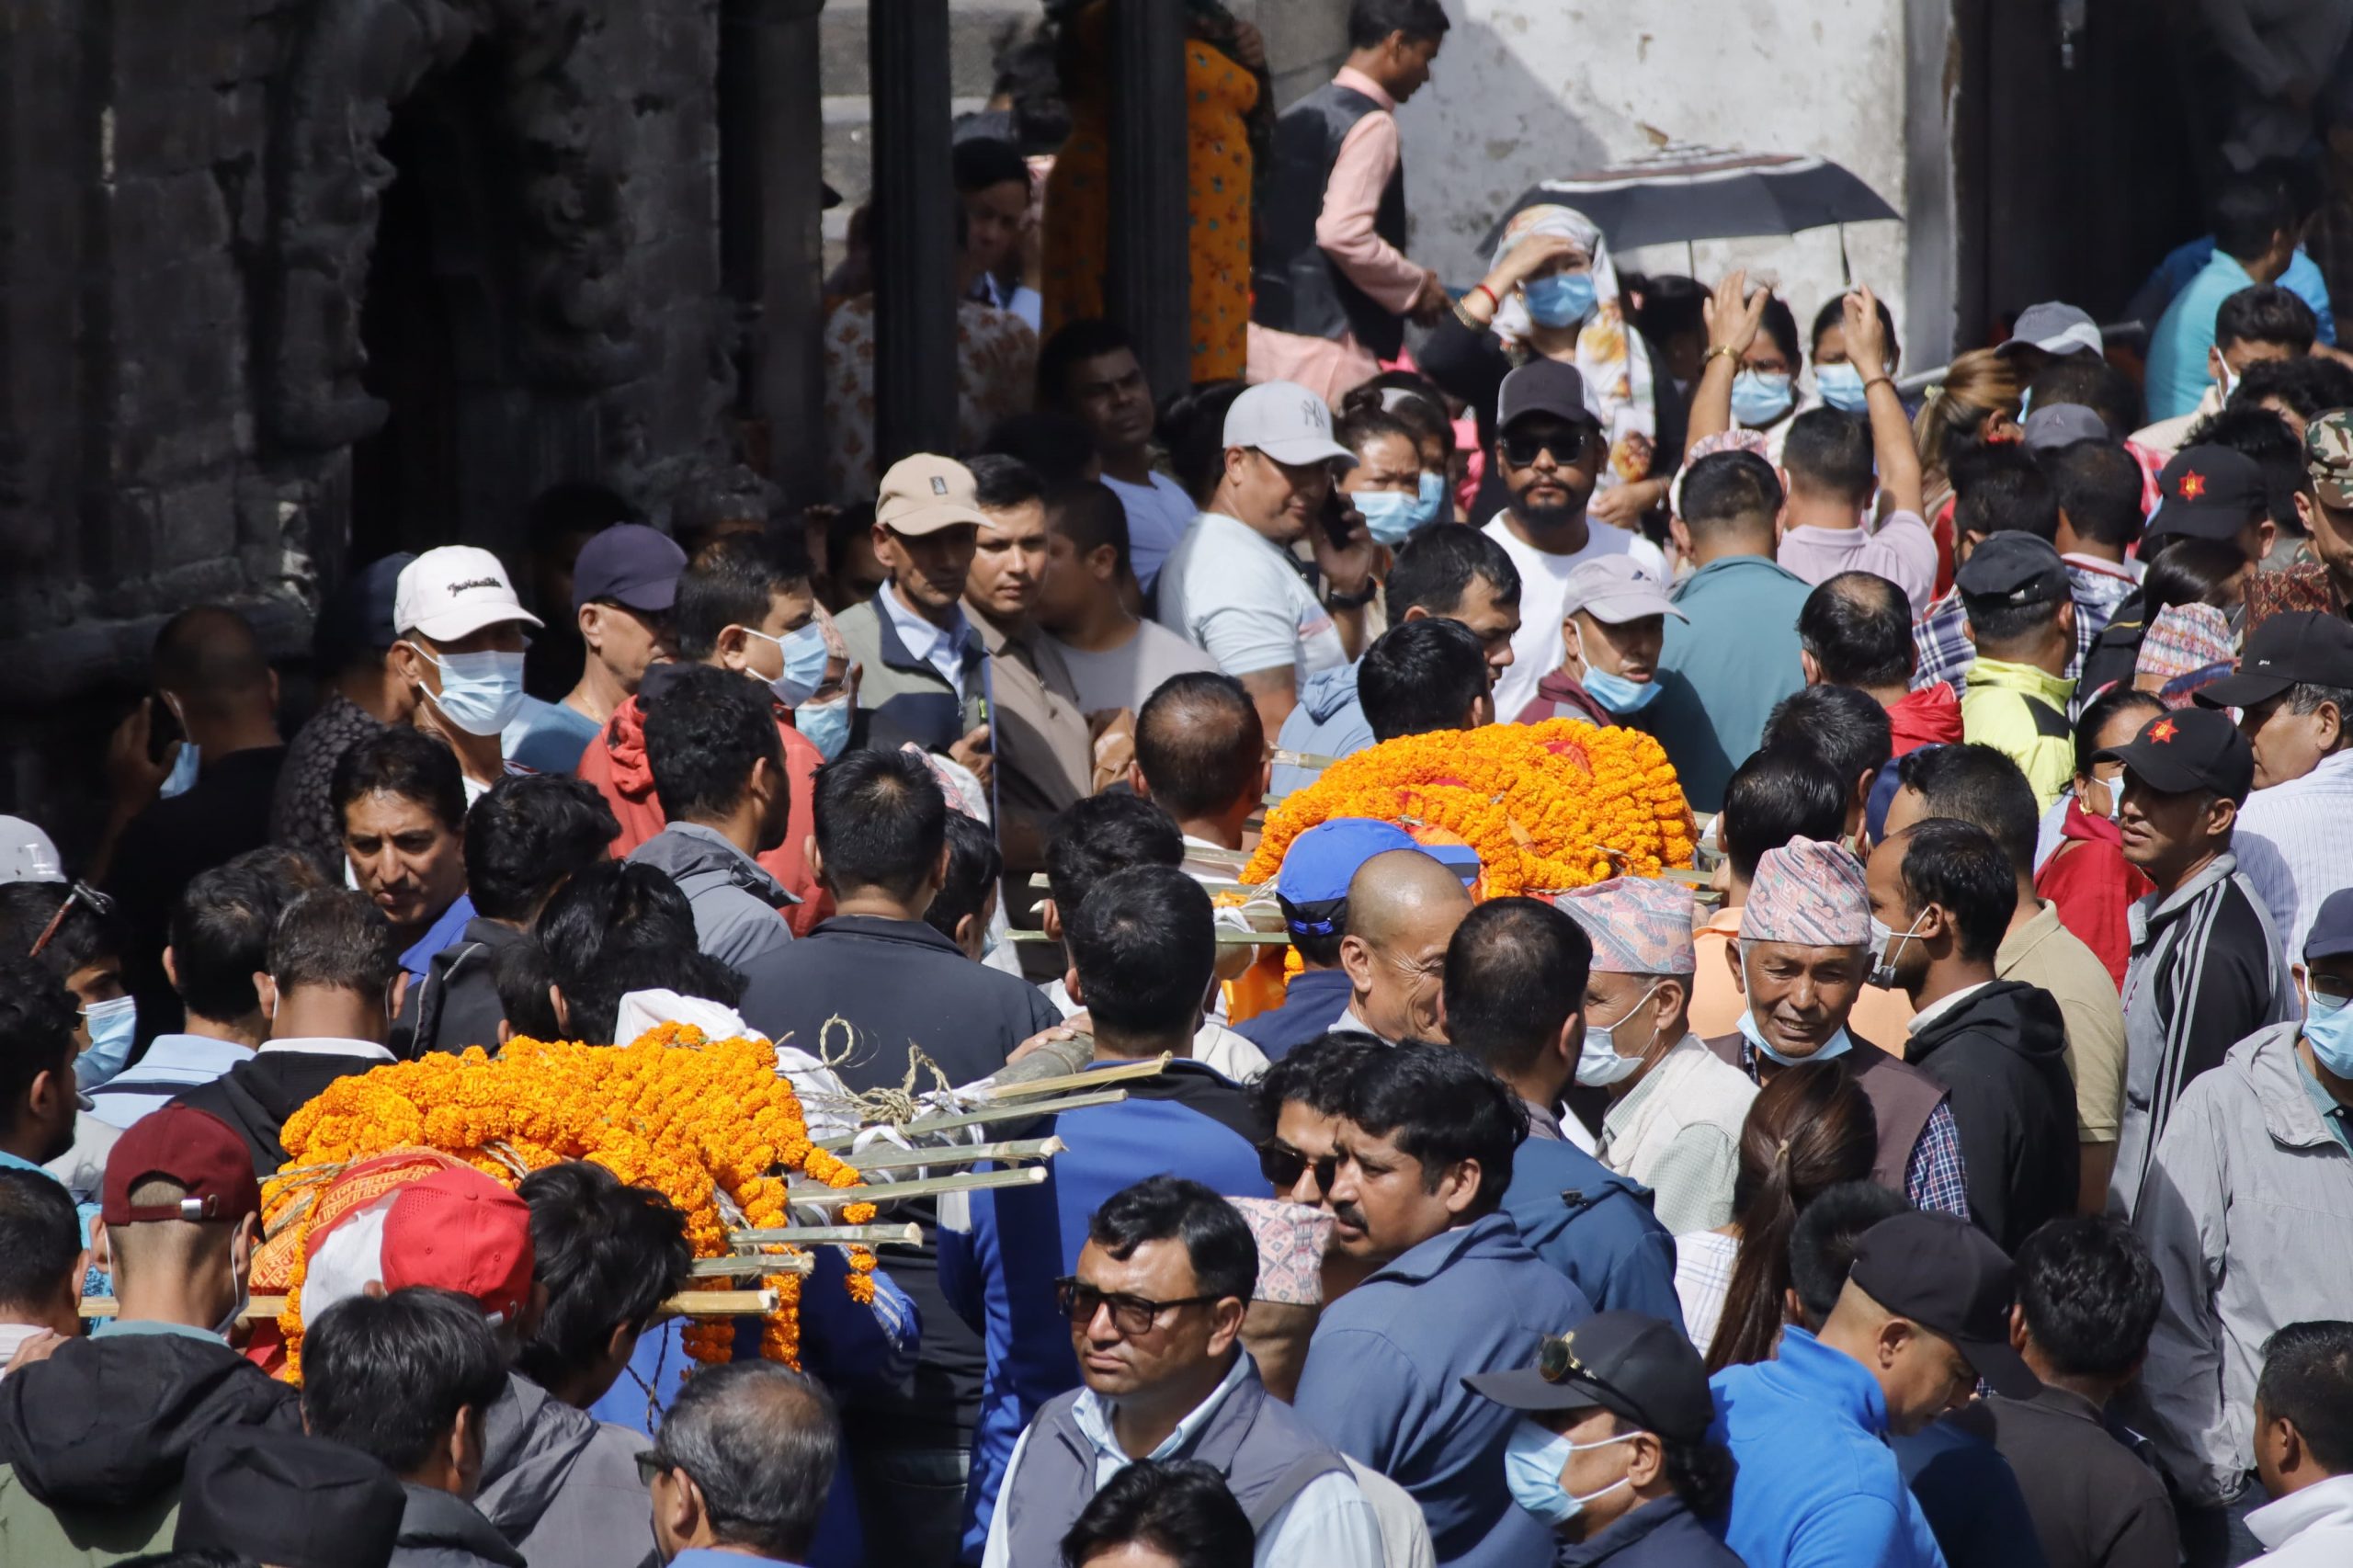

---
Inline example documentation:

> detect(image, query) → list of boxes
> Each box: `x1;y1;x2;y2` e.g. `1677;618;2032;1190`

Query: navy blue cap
1276;819;1421;929
1956;531;2069;606
315;551;415;665
572;523;688;615
2306;889;2353;962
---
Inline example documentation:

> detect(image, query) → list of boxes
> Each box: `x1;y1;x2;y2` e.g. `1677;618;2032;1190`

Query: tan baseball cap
877;454;993;537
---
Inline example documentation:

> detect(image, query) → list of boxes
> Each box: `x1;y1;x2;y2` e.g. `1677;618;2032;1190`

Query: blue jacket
1558;1495;1745;1568
1711;1324;1948;1568
1294;1212;1593;1568
1236;968;1354;1062
1501;1136;1680;1321
1271;663;1374;799
940;1059;1273;1563
1651;555;1812;812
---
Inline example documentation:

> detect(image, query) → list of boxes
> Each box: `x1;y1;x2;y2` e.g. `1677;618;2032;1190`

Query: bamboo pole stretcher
1005;927;1289;946
837;1136;1065;1171
725;1222;924;1246
971;1056;1171;1101
83;1290;782;1323
786;1165;1048;1207
808;1087;1133;1150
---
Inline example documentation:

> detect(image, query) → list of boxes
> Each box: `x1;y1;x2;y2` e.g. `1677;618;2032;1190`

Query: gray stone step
819;1;1048;99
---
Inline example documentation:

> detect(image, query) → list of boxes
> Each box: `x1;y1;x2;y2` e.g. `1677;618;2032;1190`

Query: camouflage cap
2306;410;2353;509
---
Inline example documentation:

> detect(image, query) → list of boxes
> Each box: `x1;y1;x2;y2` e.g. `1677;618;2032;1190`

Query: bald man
1333;847;1473;1043
99;606;289;1043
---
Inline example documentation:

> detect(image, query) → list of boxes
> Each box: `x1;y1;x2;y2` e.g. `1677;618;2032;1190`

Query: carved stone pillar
721;0;828;503
1108;0;1191;404
868;0;957;469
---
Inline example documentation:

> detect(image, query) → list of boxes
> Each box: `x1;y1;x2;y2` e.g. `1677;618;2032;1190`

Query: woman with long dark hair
1678;1058;1878;1371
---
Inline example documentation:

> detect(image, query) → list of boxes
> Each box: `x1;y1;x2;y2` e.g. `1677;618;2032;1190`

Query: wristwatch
1322;578;1380;611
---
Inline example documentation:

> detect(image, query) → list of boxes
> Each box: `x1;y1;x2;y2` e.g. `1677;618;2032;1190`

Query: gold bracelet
1703;345;1741;368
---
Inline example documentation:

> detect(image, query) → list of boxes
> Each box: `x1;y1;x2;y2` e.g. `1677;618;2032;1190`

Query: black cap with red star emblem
2146;446;2269;545
2093;706;2255;803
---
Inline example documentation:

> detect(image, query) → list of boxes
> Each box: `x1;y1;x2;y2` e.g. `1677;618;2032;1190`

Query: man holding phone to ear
1157;381;1379;734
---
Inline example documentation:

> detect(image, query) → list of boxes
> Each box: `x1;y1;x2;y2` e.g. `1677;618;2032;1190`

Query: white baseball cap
1223;381;1357;469
393;546;543;643
0;816;64;884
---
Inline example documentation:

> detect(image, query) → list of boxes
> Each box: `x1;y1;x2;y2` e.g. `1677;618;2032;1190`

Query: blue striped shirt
2235;749;2353;959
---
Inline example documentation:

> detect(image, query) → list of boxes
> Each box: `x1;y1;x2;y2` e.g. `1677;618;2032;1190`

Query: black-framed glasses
633;1450;675;1488
1256;1141;1338;1194
1500;427;1593;469
1053;1277;1221;1336
28;881;114;960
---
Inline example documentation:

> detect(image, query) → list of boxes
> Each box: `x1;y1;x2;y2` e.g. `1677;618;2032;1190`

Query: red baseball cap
100;1105;262;1226
379;1167;536;1328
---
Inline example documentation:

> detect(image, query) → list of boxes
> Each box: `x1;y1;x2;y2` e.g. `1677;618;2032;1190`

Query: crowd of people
9;2;2353;1567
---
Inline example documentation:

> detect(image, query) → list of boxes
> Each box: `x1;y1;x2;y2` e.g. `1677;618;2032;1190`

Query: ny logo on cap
931;477;949;495
1300;398;1320;426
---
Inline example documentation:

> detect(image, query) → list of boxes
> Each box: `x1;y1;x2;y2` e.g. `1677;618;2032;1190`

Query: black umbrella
1477;145;1899;258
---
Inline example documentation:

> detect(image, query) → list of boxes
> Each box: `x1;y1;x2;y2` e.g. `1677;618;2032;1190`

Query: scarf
1489;204;1658;493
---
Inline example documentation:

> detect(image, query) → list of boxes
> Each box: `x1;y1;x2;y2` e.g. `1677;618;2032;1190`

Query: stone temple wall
0;0;736;844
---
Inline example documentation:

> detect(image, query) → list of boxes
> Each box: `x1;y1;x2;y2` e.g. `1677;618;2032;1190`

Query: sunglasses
1053;1277;1222;1336
633;1451;676;1488
1500;427;1593;469
1256;1141;1338;1194
28;881;114;960
1537;1332;1640;1413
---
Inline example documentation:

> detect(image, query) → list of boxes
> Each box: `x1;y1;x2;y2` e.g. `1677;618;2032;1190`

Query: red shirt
2033;799;2151;990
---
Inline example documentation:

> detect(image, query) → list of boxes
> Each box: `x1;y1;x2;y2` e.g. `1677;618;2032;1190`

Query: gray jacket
2132;1024;2353;1507
392;1483;527;1568
474;1373;654;1568
626;822;797;972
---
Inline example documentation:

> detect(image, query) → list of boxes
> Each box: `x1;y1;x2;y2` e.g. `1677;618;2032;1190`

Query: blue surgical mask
794;694;853;761
1419;470;1449;520
158;740;202;800
76;994;138;1090
1574;627;1661;715
413;647;526;737
1354;488;1440;548
1523;272;1597;330
1576;983;1659;1087
1815;362;1870;414
2307;990;2353;1078
1503;1420;1634;1528
1731;369;1795;427
746;622;832;709
1736;1006;1856;1067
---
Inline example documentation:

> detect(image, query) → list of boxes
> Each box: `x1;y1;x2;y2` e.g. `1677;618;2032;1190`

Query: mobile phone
1321;485;1359;548
145;693;184;764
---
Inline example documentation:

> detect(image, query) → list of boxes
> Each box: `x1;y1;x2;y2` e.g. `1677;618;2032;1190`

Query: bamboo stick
84;1289;781;1322
723;1222;925;1246
785;1165;1048;1208
1006;927;1288;946
839;1136;1065;1171
688;1255;815;1278
809;1088;1131;1149
972;1057;1169;1101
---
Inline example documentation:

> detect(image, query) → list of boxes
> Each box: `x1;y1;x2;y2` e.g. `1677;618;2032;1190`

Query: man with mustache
1292;1043;1591;1568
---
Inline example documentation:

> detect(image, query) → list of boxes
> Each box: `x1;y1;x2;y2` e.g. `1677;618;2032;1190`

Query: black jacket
392;1482;528;1568
1905;980;2079;1249
0;1330;301;1538
1556;1495;1745;1568
176;1048;387;1175
396;917;527;1057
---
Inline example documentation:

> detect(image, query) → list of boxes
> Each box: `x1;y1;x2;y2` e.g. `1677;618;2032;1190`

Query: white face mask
1575;983;1661;1087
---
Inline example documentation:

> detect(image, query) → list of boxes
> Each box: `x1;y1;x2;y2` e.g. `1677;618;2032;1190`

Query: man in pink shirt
1246;0;1451;403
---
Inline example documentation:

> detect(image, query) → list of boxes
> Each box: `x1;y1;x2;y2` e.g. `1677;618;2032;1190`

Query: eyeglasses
28;881;114;960
1500;428;1592;469
1053;1277;1222;1336
1256;1141;1338;1194
2314;977;2353;1007
633;1450;677;1488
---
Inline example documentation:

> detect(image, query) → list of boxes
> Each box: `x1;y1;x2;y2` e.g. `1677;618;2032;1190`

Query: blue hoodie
1502;1135;1682;1321
1710;1325;1948;1568
1272;663;1374;799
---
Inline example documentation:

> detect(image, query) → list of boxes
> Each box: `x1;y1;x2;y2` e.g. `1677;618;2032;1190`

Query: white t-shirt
1049;619;1221;717
1483;515;1669;718
1156;512;1347;681
1101;472;1198;594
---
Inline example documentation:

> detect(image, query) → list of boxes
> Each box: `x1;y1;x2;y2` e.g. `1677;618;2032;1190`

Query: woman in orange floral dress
1041;2;1267;383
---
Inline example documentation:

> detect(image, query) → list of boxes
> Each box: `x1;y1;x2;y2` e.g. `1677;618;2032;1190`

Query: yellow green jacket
1961;656;2078;811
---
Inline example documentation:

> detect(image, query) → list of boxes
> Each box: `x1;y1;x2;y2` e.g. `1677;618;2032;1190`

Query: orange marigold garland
264;1025;878;1376
1246;721;1695;895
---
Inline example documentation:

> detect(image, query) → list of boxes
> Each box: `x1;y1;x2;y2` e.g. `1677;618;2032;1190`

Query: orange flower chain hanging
1245;720;1697;896
262;1023;881;1375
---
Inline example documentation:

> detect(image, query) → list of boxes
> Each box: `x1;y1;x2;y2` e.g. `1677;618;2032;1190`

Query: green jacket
1961;656;2077;810
0;1466;177;1564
